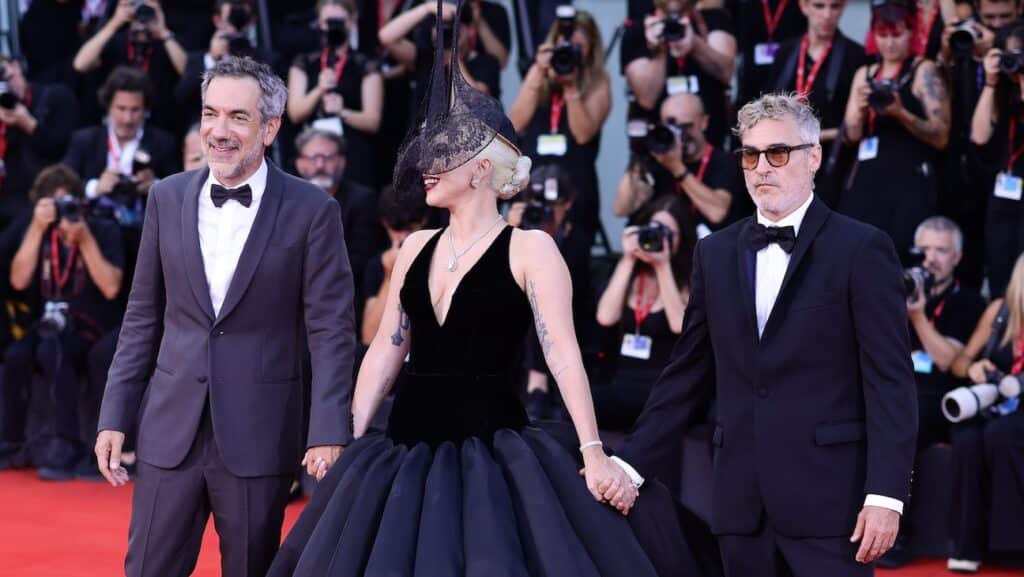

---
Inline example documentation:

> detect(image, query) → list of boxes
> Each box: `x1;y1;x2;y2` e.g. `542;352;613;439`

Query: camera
223;33;254;57
942;371;1022;422
867;78;900;111
0;80;18;110
324;17;347;49
948;18;978;54
55;195;83;223
661;12;687;42
902;248;934;299
521;177;565;230
645;120;687;155
550;42;582;76
38;301;70;338
227;2;251;31
1000;49;1024;75
133;0;156;24
439;7;473;50
636;221;674;252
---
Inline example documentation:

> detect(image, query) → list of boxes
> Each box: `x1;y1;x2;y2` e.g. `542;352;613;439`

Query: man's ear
808;143;823;174
262;117;282;147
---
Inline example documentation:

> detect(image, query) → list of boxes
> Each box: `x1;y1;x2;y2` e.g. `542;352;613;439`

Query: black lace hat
393;0;521;195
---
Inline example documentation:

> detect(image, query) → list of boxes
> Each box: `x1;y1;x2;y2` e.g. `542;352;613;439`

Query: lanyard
320;47;348;84
107;134;133;173
49;229;78;299
674;54;687;73
796;35;832;97
929;280;958;324
126;40;154;73
1008;115;1024;172
760;0;790;40
633;273;656;334
916;2;939;56
695;143;713;180
550;90;565;134
867;61;904;135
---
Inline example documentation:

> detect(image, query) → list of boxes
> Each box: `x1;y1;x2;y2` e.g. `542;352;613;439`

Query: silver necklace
447;216;504;272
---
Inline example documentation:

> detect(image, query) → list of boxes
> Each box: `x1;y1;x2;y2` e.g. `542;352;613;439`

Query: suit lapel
182;168;216;322
214;161;283;326
761;197;830;340
735;218;760;343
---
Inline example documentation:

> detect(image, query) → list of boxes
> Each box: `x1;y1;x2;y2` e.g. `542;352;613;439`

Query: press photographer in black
510;5;610;248
593;195;694;432
0;165;124;481
289;0;383;188
732;0;807;106
970;22;1024;298
614;93;747;236
72;0;187;132
945;252;1024;573
0;53;79;228
620;0;736;146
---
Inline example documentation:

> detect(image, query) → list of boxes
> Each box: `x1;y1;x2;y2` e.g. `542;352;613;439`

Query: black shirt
909;281;987;396
640;145;751;232
98;28;181;133
730;0;807;105
412;16;502;106
619;9;734;146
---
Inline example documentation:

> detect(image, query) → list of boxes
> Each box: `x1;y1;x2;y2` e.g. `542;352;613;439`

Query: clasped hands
579;450;639;515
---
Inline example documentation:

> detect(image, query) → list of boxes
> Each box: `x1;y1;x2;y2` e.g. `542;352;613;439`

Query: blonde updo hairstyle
478;136;532;200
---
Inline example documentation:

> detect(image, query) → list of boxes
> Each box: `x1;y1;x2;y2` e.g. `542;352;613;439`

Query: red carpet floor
1;470;1022;577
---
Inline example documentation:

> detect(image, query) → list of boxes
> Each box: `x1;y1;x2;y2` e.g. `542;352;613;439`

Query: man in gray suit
94;56;356;577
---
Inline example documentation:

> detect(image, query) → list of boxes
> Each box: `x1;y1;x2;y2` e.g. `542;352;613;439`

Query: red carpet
1;470;1021;576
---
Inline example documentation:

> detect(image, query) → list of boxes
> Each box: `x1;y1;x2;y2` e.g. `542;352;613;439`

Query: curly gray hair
201;56;287;124
733;92;821;144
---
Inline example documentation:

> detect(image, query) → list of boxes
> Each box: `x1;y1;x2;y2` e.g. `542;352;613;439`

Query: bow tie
748;223;797;254
210;183;252;208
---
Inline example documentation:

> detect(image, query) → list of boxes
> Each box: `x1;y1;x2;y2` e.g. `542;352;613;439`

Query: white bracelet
579;440;603;453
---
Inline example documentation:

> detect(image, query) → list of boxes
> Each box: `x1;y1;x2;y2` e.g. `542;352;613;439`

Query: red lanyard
126;40;154;73
633;273;656;333
674;54;687;72
916;2;939;56
695;143;713;180
49;229;78;298
761;0;790;40
867;61;903;135
107;134;128;172
550;91;565;134
321;47;348;84
796;35;832;96
1008;116;1024;172
929;280;958;324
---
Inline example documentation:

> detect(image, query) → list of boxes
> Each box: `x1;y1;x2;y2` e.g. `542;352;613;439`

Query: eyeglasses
298;153;340;164
734;143;814;170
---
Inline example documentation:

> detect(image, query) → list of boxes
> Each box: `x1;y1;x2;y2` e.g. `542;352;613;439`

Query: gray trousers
125;407;291;577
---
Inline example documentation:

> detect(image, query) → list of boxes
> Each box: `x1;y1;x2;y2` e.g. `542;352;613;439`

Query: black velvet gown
267;226;705;577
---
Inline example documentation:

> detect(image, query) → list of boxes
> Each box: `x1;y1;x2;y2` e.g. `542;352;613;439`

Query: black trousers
125;406;291;577
984;196;1024;299
718;517;872;577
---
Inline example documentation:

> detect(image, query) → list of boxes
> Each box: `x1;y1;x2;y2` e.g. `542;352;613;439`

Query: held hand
644;16;665;51
302;445;344;482
146;0;170;39
59;218;91;246
635;238;671;269
322;92;344;116
984;48;1002;85
111;0;135;28
667;17;694;57
621;226;641;262
967;359;998;383
975;23;995;56
853;82;872;113
850;505;900;564
95;430;130;487
878;91;905;118
906;288;926;316
210;32;229;61
97;169;122;196
318;68;338;92
579;450;637;515
135;168;156;194
650;138;686;176
31;198;57;232
535;42;553;70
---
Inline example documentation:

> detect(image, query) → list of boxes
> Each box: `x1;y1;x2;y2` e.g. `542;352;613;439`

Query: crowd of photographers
0;0;1020;571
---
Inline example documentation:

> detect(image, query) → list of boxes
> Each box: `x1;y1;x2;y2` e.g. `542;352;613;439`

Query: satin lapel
182;168;215;322
735;218;759;343
761;197;830;340
214;162;283;326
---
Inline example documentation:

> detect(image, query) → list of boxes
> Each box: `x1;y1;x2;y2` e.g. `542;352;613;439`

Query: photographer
841;0;950;265
770;0;865;206
733;0;807;107
182;123;206;171
510;6;610;247
970;23;1024;298
944;252;1024;573
620;0;736;146
0;54;80;228
288;0;383;188
593;196;695;431
614;93;748;235
72;0;187;132
0;165;124;480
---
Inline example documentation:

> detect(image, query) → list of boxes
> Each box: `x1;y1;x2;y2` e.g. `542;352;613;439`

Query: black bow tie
748;223;797;254
210;183;252;208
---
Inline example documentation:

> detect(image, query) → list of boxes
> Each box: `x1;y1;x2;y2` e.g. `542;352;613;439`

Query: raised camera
55;195;83;223
1000;49;1024;75
227;3;251;31
902;247;935;299
0;80;18;110
948;18;977;54
636;221;674;252
645;120;684;155
324;17;347;48
550;42;582;76
133;0;156;24
867;78;899;111
661;12;687;42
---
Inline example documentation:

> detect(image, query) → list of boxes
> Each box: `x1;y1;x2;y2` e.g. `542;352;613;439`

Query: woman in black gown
267;3;704;576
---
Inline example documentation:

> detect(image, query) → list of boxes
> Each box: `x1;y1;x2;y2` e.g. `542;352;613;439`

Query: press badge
911;350;933;374
667;75;700;95
537;134;568;156
621;334;653;360
754;43;779;66
858;136;879;161
994;172;1023;201
312;116;344;136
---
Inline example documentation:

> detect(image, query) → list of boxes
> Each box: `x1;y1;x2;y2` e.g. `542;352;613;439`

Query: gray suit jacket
98;162;356;477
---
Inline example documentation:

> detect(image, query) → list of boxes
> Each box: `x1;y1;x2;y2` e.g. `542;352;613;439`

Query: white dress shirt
85;125;143;199
754;193;903;515
198;159;268;317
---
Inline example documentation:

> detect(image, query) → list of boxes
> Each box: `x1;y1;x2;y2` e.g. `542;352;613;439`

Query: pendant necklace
447;215;504;272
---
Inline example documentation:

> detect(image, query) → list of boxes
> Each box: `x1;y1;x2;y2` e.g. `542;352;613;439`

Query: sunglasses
734;143;814;170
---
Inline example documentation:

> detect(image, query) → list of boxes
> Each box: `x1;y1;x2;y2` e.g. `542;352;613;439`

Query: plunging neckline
425;225;510;328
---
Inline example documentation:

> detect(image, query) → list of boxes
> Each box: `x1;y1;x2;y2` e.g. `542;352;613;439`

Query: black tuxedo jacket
618;197;918;538
61;124;180;182
98;163;356;477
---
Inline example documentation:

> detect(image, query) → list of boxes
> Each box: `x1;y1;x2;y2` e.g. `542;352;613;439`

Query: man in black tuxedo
94;56;356;577
611;93;918;576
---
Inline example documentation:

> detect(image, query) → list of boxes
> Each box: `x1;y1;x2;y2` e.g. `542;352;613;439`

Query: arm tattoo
390;303;410;346
922;66;948;102
527;280;553;356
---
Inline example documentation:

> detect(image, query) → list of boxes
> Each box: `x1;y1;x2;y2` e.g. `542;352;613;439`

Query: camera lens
227;5;251;30
949;28;975;54
134;3;156;23
661;14;686;42
550;43;581;76
645;123;678;154
1000;51;1024;75
867;83;895;111
325;18;348;48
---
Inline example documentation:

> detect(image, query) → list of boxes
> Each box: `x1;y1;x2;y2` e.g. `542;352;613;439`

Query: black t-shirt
909;282;987;396
99;28;181;133
640;145;751;232
412;19;501;106
476;1;512;61
730;0;807;105
619;9;734;146
22;216;126;337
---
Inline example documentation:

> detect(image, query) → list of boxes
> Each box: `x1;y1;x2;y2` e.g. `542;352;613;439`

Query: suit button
197;376;208;383
215;330;225;336
757;387;769;398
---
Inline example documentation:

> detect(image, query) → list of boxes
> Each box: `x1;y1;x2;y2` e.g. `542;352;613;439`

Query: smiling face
740;117;820;221
200;75;280;186
422;158;485;208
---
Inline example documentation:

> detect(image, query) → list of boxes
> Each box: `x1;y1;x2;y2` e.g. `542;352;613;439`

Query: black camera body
550;42;582;76
521;176;566;230
867;78;900;111
636;221;674;252
227;2;252;31
948;18;978;55
902;248;935;299
133;0;156;23
324;17;347;49
1000;49;1024;75
0;80;18;110
55;195;83;223
645;120;687;155
661;12;687;42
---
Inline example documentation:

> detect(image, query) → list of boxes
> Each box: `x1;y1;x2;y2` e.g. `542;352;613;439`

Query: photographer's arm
10;220;46;292
899;61;950;150
951;299;1001;379
843;67;870;144
73;18;122;73
689;30;736;86
287;66;324;124
613;167;653;217
159;33;188;76
342;71;383;133
379;3;435;69
596;247;636;328
678;174;731;224
474;11;508;68
970;49;1001;146
564;75;611;145
909;308;963;372
509;66;544;131
625;51;668;111
77;226;123;301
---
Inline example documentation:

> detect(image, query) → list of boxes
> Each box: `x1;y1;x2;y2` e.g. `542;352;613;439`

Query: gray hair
294;126;347;156
201;56;287;124
733;92;821;144
915;215;963;252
